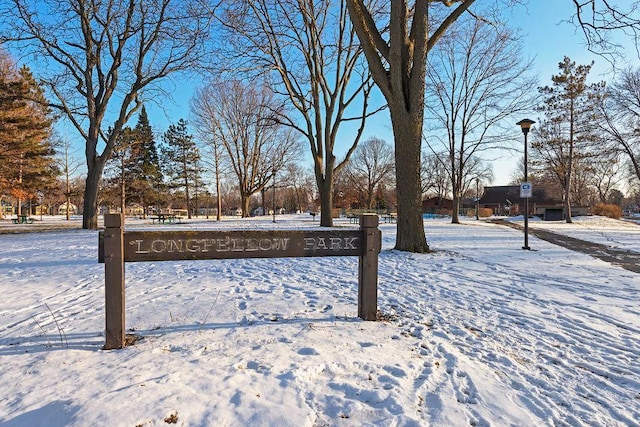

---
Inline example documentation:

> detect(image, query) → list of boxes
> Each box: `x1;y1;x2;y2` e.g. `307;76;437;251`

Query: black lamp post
272;168;276;223
516;118;535;250
475;177;480;220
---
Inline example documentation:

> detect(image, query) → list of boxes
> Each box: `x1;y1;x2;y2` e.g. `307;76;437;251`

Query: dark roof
479;185;559;205
479;186;520;205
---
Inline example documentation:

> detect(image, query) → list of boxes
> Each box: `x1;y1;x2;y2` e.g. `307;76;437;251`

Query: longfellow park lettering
128;235;359;256
98;213;381;349
100;230;364;262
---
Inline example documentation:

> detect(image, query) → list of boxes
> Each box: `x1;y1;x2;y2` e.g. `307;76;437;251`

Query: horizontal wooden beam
101;229;364;262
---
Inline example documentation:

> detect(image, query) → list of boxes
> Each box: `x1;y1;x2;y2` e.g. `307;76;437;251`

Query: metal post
103;213;125;349
523;130;530;250
475;178;480;220
517;118;534;251
358;214;381;321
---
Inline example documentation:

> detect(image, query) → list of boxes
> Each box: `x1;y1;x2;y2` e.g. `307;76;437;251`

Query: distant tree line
3;48;640;223
421;49;640;221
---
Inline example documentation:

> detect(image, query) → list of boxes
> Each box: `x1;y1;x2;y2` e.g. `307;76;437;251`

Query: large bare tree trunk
391;111;429;252
241;191;251;218
313;151;337;227
452;196;461;224
319;173;334;227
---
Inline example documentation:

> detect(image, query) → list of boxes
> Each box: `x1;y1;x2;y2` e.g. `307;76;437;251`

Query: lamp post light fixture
516;118;535;250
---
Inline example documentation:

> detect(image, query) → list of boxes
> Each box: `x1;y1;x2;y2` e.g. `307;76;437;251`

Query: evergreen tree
161;119;201;219
0;54;57;218
533;57;605;223
104;126;137;215
104;107;162;216
128;106;162;216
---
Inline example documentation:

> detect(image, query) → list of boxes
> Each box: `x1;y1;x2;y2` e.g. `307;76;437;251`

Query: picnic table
151;214;181;224
347;214;359;224
380;213;397;223
12;215;34;224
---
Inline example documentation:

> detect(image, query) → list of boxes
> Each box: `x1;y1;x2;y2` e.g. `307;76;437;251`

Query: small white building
58;202;78;215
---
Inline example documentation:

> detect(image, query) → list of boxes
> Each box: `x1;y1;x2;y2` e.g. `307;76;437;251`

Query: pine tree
104;126;137;215
533;57;605;223
0;55;57;218
128;106;162;217
161;119;201;219
104;107;163;217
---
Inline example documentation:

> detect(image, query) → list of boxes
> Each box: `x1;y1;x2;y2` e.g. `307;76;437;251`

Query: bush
466;208;493;218
593;203;622;219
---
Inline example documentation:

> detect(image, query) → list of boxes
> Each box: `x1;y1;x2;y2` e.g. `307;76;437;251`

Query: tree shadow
1;400;80;426
0;315;363;355
0;331;103;355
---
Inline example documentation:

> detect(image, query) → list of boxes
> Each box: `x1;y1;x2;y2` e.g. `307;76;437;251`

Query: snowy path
494;218;640;272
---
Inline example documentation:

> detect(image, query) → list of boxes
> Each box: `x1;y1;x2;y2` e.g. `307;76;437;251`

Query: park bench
380;213;397;223
151;214;181;224
347;214;359;224
12;215;34;224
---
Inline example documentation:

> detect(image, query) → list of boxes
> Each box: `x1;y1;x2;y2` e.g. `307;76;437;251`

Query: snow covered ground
0;215;638;426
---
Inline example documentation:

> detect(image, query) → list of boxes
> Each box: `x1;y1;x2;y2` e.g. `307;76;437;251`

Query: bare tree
587;151;624;204
345;0;640;251
421;153;450;200
0;0;212;229
343;137;395;210
216;0;380;226
191;80;301;217
569;1;640;61
424;16;535;223
346;1;477;251
459;155;493;198
279;164;315;213
598;68;640;187
56;141;83;220
191;90;230;221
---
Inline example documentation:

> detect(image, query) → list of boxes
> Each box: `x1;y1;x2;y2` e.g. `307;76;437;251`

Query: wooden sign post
100;213;381;350
103;214;125;350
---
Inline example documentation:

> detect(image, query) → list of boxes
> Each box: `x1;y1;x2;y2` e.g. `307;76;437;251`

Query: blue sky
139;2;630;188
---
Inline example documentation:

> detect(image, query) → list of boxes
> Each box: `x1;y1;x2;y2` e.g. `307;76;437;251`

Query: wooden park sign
99;213;382;350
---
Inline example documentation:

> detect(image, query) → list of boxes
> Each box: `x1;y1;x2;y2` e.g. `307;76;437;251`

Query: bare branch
0;0;214;228
569;0;640;61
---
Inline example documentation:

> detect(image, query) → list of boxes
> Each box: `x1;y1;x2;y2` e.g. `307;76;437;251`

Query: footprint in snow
297;347;319;356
